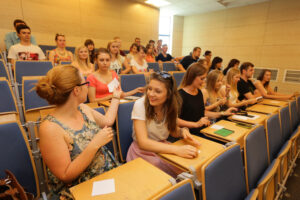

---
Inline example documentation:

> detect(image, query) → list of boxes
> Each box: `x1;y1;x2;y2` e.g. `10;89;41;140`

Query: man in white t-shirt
8;24;45;68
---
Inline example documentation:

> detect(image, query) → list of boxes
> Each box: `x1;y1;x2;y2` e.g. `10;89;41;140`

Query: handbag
0;170;34;200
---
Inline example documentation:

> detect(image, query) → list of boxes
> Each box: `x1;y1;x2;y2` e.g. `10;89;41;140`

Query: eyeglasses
77;81;89;86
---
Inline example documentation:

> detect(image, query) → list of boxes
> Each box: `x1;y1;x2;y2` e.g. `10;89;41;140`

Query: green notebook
214;128;234;137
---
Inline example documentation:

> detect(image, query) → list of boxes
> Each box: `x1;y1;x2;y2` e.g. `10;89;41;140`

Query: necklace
57;49;67;56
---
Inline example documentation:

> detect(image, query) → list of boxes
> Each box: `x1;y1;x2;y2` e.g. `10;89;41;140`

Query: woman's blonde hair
35;65;81;105
206;69;223;103
74;45;92;68
107;40;123;66
226;68;240;94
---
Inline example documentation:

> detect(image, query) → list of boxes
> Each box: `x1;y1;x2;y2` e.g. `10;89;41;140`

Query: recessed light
145;0;170;7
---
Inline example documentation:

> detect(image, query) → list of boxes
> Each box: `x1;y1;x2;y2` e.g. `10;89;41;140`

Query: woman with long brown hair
254;69;297;100
178;63;236;135
126;72;200;177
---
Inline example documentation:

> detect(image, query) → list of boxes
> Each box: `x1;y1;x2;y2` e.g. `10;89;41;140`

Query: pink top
87;71;118;98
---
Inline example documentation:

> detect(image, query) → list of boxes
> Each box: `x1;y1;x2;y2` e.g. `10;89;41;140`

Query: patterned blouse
44;107;118;200
52;49;72;66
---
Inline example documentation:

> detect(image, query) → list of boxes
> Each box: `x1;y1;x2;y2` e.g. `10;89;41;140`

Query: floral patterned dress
44;107;118;200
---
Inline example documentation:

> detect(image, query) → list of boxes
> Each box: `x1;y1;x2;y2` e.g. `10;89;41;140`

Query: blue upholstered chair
116;101;135;162
172;72;185;87
0;121;40;197
120;74;146;97
60;61;72;65
244;125;280;199
22;77;52;122
201;144;258;200
0;77;18;116
0;60;9;80
148;62;160;72
162;63;176;72
152;179;195;200
15;61;53;96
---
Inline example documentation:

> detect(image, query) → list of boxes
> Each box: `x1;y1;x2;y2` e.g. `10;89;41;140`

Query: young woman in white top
220;68;256;108
126;72;200;177
126;43;139;62
71;45;94;76
131;45;150;74
107;40;131;75
254;69;297;100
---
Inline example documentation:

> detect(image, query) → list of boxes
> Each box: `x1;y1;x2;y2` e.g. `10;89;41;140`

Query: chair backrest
0;60;9;80
163;63;177;72
39;45;75;54
172;72;185;87
60;61;72;65
148;62;160;72
266;114;283;162
152;179;195;200
39;45;55;54
279;106;292;141
290;100;299;131
0;77;18;115
116;101;135;162
22;77;50;112
0;121;39;197
201;144;247;200
120;74;146;97
244;125;269;192
15;61;53;96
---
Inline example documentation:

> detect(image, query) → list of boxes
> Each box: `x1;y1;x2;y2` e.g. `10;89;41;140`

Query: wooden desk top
70;158;173;200
201;120;256;148
246;104;280;114
259;99;288;107
159;136;224;180
228;112;268;125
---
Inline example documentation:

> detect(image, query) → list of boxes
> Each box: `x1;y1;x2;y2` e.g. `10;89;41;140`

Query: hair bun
35;77;56;104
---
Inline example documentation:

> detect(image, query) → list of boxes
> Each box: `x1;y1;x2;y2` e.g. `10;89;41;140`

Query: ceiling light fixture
145;0;170;7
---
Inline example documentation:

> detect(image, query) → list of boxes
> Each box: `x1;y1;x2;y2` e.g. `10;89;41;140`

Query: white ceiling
146;0;271;16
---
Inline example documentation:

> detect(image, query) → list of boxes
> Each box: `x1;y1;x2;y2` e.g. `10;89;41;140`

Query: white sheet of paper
91;179;115;197
107;78;119;93
232;114;259;120
232;115;248;120
269;100;279;104
211;124;224;130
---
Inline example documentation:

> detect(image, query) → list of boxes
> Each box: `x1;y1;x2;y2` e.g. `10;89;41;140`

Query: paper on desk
269;100;279;104
211;124;224;130
108;78;119;93
91;179;115;196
